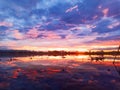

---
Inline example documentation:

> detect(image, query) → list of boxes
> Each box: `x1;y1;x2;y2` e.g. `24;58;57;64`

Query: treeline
0;50;84;57
88;51;120;55
0;50;120;57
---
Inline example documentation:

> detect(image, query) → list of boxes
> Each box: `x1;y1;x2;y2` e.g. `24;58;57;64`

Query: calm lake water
0;55;120;90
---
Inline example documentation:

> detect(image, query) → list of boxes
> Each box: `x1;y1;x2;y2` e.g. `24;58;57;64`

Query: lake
0;55;120;90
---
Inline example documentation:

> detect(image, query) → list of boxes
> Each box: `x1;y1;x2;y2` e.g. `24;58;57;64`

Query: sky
0;0;120;51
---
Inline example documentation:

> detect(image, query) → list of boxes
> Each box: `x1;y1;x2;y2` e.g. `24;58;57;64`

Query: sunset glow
0;0;120;51
0;1;120;90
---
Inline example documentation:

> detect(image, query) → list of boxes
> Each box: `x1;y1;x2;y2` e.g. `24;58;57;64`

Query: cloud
102;8;109;17
7;30;24;40
0;22;13;27
108;20;120;29
41;31;61;39
12;30;24;40
65;5;78;13
26;28;40;38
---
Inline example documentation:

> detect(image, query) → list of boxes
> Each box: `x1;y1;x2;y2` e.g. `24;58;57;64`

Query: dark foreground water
0;55;120;90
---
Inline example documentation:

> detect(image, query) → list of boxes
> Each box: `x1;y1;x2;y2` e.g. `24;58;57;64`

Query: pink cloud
26;28;40;38
26;28;61;39
12;30;24;39
43;31;61;39
93;15;98;20
65;5;78;13
102;8;109;17
6;30;24;40
0;22;13;27
108;21;120;29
